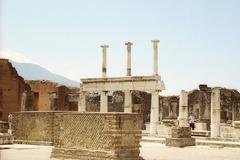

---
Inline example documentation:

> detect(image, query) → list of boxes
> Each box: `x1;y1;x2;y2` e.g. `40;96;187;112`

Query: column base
165;127;196;147
150;123;158;135
211;123;220;137
124;107;132;113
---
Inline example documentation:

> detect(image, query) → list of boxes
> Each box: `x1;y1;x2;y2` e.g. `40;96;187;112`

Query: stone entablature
81;75;165;92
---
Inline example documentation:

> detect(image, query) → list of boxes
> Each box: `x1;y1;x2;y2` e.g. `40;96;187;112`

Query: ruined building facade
0;59;32;121
26;80;79;111
159;85;240;127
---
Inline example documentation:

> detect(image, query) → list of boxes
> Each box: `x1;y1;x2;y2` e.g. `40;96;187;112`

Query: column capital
151;90;160;95
151;39;160;44
212;87;221;92
100;45;109;49
125;42;133;46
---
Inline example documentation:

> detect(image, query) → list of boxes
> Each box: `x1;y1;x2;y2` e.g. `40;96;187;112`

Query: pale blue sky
1;0;240;95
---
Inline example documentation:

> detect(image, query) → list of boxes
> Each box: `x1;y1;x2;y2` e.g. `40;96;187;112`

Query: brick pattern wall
12;112;58;144
51;112;143;160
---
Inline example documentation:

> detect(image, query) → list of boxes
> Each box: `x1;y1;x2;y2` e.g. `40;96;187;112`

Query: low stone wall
12;111;64;145
220;123;240;139
51;112;143;160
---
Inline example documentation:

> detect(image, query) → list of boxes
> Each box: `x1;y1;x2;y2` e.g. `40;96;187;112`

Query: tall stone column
150;90;159;135
124;90;132;113
125;42;133;76
100;91;108;112
101;45;109;78
78;91;86;112
151;40;160;76
179;90;189;127
211;87;221;137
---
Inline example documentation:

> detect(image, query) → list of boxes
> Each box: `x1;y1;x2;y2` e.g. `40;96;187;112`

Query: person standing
8;113;13;130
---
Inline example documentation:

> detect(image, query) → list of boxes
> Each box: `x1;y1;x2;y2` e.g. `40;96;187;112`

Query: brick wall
0;59;31;121
11;111;143;159
51;112;143;160
26;80;58;111
12;111;62;144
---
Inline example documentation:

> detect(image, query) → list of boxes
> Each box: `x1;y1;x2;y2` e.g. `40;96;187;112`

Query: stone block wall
51;112;143;160
12;111;62;145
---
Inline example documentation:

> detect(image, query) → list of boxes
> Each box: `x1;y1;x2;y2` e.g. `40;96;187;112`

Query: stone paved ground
1;142;240;160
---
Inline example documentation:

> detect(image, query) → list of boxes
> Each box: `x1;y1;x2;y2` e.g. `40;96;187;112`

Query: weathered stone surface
26;80;79;111
12;111;143;159
165;137;196;147
0;133;14;144
166;126;195;147
51;112;143;160
220;124;240;139
171;127;191;138
12;111;62;145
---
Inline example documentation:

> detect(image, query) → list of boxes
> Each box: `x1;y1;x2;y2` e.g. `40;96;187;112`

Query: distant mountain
10;61;79;87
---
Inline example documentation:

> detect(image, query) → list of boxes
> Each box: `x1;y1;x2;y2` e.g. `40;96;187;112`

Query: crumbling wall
0;59;32;121
159;96;179;120
27;81;79;111
26;80;58;111
220;88;240;122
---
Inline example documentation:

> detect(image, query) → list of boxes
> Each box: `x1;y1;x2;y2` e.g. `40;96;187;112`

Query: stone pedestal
166;127;196;147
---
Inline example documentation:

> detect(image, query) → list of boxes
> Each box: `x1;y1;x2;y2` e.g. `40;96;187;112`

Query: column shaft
101;45;108;78
150;91;159;135
100;91;108;112
151;40;160;75
78;91;86;112
211;88;221;137
125;42;133;76
124;90;132;113
179;90;189;127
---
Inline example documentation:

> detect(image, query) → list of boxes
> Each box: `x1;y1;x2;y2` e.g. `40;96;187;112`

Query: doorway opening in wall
0;111;3;120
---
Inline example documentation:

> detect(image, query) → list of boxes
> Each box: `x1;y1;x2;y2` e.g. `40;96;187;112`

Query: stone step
191;130;210;137
141;136;240;148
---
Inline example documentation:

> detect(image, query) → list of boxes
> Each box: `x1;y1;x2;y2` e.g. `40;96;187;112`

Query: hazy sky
1;0;240;95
